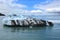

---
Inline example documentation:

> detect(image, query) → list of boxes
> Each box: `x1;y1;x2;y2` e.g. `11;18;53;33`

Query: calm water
0;14;60;40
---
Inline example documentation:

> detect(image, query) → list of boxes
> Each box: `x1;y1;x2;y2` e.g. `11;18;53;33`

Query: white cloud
30;10;44;15
46;7;60;12
0;0;60;15
0;0;44;15
34;0;60;12
31;10;42;13
0;0;28;15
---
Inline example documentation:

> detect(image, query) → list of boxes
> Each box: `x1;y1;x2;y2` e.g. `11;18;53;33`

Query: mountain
0;13;5;16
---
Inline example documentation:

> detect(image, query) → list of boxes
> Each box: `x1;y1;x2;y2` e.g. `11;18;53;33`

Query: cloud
34;0;60;12
31;10;42;13
0;0;60;15
0;0;28;15
0;0;44;15
30;10;43;14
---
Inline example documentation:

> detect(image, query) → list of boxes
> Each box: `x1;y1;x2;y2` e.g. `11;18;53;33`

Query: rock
47;21;54;26
0;13;5;16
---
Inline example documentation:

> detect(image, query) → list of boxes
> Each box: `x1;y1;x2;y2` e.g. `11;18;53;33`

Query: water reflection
3;26;53;32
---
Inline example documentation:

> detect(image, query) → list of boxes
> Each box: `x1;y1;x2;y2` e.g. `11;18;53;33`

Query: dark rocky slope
0;13;5;16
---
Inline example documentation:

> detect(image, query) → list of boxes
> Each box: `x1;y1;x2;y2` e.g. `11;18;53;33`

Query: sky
14;0;52;10
0;0;60;15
